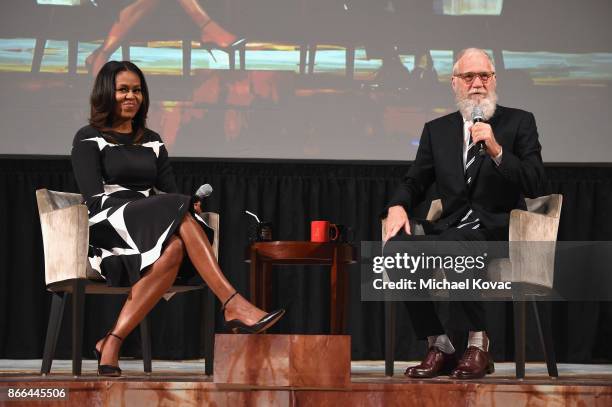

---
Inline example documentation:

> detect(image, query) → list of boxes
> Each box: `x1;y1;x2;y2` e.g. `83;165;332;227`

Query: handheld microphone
193;184;213;210
471;106;487;157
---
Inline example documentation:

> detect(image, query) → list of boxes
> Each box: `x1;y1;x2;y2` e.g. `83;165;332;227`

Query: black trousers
385;221;508;339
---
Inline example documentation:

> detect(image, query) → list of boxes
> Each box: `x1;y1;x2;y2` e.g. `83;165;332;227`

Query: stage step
213;334;350;388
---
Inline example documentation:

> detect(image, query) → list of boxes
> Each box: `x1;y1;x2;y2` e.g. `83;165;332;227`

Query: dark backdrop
0;157;611;364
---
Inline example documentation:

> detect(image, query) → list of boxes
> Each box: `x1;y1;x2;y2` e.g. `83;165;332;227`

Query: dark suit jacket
386;105;546;231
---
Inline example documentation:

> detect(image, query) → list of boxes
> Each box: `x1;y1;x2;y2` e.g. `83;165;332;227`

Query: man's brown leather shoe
450;346;495;379
405;347;458;378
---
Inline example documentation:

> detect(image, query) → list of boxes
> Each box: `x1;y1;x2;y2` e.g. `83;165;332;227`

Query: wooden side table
245;241;356;334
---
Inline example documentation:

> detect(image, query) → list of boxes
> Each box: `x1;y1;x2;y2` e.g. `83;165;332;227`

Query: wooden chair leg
513;301;526;379
532;300;558;377
139;317;152;373
41;292;66;375
385;301;396;376
229;49;236;70
183;38;192;77
68;39;78;74
336;260;348;334
262;263;272;314
239;45;246;70
71;280;86;376
346;46;355;79
307;44;317;74
299;44;307;74
121;43;130;61
330;247;339;334
32;38;46;73
249;248;259;306
329;248;349;335
204;288;215;376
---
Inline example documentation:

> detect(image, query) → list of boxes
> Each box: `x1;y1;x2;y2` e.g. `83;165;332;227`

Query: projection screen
0;0;611;161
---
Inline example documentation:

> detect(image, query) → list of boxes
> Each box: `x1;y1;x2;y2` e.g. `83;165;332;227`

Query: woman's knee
179;213;194;232
163;236;185;268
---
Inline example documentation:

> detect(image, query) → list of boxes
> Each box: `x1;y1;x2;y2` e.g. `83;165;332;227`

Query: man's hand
384;205;411;241
470;122;501;158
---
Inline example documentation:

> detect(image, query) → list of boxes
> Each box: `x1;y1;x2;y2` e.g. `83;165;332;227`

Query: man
383;48;546;379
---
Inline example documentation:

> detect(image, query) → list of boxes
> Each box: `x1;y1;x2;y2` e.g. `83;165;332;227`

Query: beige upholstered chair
488;195;562;292
36;188;219;376
382;194;562;378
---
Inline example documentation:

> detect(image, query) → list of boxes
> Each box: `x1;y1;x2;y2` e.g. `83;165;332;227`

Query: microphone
471;106;487;157
193;184;213;209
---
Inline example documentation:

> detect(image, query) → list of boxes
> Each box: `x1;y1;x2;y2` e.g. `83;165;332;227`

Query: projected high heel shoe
222;292;285;334
85;47;110;76
199;19;246;70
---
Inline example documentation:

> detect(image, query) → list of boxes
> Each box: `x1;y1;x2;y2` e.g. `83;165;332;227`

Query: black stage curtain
0;157;611;363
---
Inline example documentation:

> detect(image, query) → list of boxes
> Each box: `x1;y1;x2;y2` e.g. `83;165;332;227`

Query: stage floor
1;360;611;406
2;359;612;383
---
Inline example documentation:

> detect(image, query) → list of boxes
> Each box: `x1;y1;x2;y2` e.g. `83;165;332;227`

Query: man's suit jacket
386;105;546;231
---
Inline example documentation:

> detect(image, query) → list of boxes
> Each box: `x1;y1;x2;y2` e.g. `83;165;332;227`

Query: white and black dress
71;125;206;286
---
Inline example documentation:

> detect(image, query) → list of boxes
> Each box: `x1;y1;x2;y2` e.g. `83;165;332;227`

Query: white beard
456;91;498;121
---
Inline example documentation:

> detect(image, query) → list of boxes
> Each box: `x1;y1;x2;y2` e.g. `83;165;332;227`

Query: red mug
311;221;339;243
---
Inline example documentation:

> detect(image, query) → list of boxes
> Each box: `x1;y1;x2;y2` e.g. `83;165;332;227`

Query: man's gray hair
452;48;495;75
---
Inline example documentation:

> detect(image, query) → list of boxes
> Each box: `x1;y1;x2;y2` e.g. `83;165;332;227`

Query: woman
71;60;283;377
86;0;243;76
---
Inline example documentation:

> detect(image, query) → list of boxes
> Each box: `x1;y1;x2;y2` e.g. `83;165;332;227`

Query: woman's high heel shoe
199;19;246;70
222;292;285;334
85;47;109;76
94;332;123;377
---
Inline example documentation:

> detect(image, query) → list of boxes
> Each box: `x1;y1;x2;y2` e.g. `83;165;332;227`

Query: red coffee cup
311;220;339;243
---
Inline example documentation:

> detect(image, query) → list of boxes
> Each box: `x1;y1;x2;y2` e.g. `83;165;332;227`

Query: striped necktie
457;126;482;229
464;130;482;187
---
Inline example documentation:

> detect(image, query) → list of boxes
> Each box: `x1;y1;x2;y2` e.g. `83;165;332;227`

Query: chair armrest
39;204;90;285
525;194;562;218
36;188;83;213
507;209;560;289
544;194;562;218
202;212;219;260
381;218;387;240
509;209;560;242
426;199;443;222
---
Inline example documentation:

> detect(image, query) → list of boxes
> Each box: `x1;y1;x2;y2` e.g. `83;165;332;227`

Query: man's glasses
453;72;495;84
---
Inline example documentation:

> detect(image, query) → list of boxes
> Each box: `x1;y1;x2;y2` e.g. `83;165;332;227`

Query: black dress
71;125;205;286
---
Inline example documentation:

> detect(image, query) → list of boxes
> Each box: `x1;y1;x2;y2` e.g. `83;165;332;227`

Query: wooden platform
1;360;611;406
214;334;351;387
